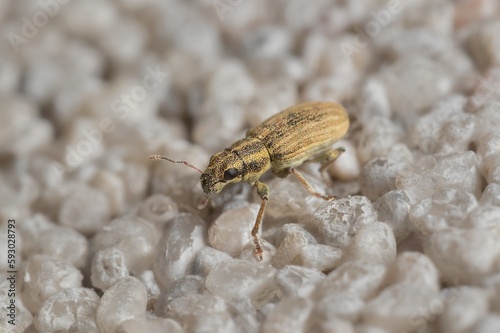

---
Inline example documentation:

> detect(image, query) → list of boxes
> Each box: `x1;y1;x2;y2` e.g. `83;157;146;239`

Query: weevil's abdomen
246;102;349;171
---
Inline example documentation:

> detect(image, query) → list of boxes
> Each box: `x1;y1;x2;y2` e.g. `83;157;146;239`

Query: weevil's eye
223;168;239;181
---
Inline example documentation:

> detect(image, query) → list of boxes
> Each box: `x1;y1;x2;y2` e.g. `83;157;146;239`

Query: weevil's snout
200;151;244;195
200;172;220;195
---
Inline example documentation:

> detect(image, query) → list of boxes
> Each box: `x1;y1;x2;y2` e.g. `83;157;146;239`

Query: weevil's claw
321;194;336;201
197;195;211;209
253;235;264;261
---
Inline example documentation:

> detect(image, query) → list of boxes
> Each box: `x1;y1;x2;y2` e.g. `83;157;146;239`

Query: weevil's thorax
200;138;271;195
234;137;272;184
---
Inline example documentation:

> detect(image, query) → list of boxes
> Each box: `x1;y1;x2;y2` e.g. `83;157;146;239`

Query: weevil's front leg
290;168;336;201
252;180;269;261
316;147;345;172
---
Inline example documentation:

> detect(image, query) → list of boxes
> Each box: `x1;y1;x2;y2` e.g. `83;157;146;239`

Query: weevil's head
200;150;244;195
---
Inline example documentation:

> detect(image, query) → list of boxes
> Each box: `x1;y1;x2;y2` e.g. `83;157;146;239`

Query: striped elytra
247;102;349;171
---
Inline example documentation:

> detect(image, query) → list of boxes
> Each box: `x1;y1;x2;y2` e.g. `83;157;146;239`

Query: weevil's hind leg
252;181;269;261
290;168;336;201
315;147;345;172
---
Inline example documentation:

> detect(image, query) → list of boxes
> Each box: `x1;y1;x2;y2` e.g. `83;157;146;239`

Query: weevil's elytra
247;102;349;172
150;101;350;261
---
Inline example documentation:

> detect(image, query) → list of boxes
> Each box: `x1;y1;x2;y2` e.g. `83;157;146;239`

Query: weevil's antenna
149;155;203;174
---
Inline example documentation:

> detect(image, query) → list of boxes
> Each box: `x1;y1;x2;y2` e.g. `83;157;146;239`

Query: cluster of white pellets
1;0;500;332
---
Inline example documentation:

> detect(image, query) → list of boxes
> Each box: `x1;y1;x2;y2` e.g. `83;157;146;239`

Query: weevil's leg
316;147;345;172
290;167;336;201
252;180;269;261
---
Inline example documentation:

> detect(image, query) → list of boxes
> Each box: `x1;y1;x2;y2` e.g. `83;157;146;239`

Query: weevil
149;101;349;260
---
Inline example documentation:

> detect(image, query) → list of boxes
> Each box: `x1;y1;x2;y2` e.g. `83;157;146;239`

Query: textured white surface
2;0;500;332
